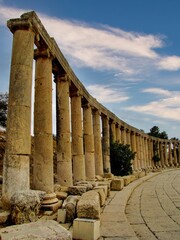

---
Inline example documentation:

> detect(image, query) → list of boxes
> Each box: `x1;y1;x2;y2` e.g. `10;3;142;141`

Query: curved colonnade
3;11;180;207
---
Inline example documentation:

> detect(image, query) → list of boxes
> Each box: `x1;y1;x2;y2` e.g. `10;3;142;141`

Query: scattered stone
61;186;69;192
62;196;80;222
68;186;87;195
95;175;103;181
57;208;66;223
56;191;68;200
10;190;45;225
138;171;146;178
75;181;93;191
103;173;114;179
77;190;100;219
0;220;72;240
41;200;62;212
0;210;10;224
111;178;124;191
122;176;132;186
93;188;106;206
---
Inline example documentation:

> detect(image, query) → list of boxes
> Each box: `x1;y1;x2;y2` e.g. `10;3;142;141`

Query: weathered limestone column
150;139;155;169
131;131;137;171
71;91;86;181
139;135;144;169
93;109;103;176
144;137;148;168
147;139;152;169
55;73;73;186
173;142;178;166
33;48;55;196
159;141;164;168
168;141;173;167
121;126;126;144
3;20;35;208
164;141;168;167
115;123;121;143
136;133;140;170
83;103;95;179
178;142;180;166
126;129;131;146
102;115;111;173
110;120;116;143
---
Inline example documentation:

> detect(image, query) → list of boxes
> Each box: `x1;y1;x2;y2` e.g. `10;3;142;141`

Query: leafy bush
110;142;136;176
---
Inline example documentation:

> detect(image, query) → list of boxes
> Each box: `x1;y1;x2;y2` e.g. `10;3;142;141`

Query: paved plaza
100;169;180;240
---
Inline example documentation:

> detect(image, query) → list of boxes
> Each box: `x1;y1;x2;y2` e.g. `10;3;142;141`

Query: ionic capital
34;48;52;60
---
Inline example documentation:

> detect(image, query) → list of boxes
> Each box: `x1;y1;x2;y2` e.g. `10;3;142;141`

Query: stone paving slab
100;171;161;239
126;169;180;240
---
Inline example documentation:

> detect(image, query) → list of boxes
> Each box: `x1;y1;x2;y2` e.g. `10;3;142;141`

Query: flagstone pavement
100;169;180;240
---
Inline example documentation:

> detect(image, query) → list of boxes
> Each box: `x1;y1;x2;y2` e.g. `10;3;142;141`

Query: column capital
7;19;33;33
34;48;52;60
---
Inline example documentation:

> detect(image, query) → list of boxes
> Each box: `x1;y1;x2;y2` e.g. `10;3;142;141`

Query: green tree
148;126;168;139
0;92;8;128
110;142;136;176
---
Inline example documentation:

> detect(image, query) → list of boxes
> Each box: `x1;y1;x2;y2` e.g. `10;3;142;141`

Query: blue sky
0;0;180;138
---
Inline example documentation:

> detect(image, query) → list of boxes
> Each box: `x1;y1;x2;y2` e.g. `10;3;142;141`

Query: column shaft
93;110;103;176
56;74;73;186
83;104;95;179
102;116;111;173
71;93;85;181
33;49;54;193
3;27;34;207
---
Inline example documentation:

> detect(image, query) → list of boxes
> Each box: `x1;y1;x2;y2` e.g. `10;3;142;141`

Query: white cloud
158;56;180;71
86;84;129;103
0;5;166;77
142;88;172;97
127;89;180;121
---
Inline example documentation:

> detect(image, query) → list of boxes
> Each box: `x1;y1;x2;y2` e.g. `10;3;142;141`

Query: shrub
110;142;136;176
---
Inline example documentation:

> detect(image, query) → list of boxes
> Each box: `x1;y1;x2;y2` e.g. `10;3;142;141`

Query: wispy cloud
157;56;180;71
1;4;177;78
86;84;129;103
127;88;180;121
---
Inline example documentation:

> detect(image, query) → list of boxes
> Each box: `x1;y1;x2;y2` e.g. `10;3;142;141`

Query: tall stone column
110;120;116;143
159;141;164;168
178;142;180;166
126;129;131;146
140;135;144;169
116;124;121;143
173;142;178;166
83;103;95;179
93;110;103;176
121;126;126;144
71;91;86;181
144;137;148;169
136;133;140;170
131;131;137;171
33;49;55;199
3;21;35;208
168;141;173;167
164;141;168;167
102;115;111;173
55;73;73;186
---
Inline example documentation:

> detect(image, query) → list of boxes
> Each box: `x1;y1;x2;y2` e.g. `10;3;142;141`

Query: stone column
121;126;126;144
164;141;168;167
140;135;144;169
93;109;103;176
173;142;178;166
126;129;131;146
83;103;95;179
71;91;86;182
110;120;116;143
102;115;111;173
144;137;148;169
131;131;137;171
178;142;180;166
55;73;73;186
33;49;55;199
159;141;164;168
136;133;140;170
3;21;35;208
115;123;121;143
168;141;173;167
